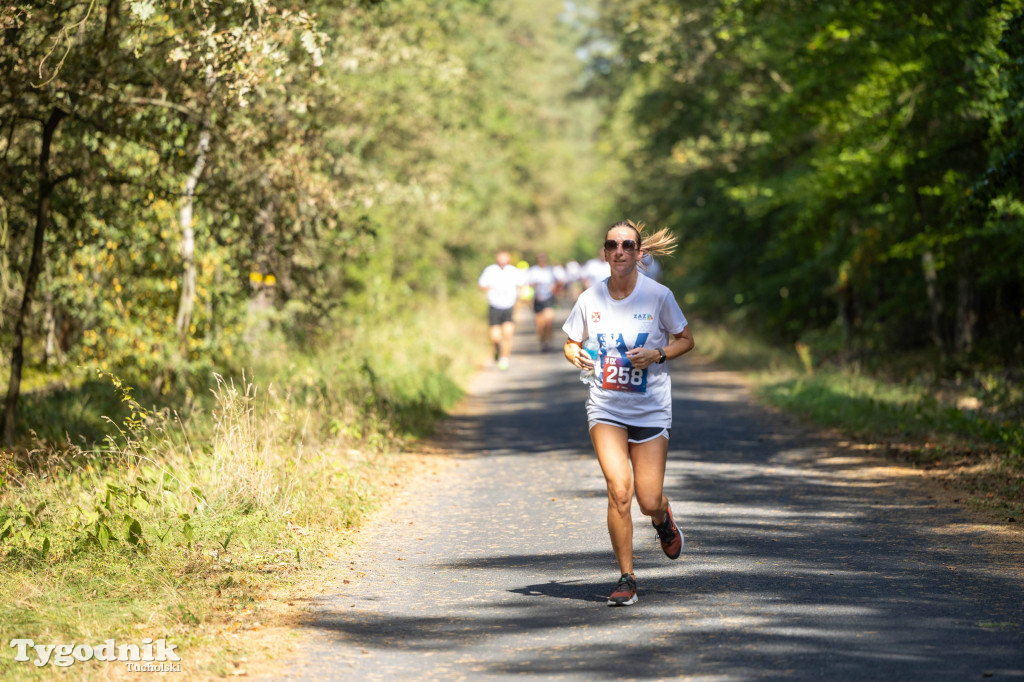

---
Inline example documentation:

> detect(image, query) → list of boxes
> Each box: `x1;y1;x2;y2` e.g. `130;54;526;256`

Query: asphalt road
279;312;1024;681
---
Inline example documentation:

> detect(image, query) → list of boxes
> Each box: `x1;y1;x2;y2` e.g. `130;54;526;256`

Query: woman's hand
625;347;658;370
564;339;593;369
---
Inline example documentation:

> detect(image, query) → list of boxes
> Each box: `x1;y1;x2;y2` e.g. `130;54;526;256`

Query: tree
586;0;1024;363
0;0;325;443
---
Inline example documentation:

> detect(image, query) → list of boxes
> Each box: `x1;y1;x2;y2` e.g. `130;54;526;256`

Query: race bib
600;356;648;393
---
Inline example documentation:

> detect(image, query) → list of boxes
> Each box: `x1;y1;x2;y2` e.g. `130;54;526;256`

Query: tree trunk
832;264;853;343
955;243;976;354
3;108;65;446
172;69;214;381
173;134;204;343
921;249;945;355
43;260;60;366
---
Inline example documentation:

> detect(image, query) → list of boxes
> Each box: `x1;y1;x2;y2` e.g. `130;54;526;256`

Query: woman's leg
537;306;555;346
590;423;635;576
630;435;670;526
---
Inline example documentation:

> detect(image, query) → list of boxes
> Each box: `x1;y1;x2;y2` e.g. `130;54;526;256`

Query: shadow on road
289;315;1024;681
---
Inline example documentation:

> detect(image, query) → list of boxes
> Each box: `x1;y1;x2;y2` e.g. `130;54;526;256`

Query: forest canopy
2;0;1022;447
0;0;609;445
588;0;1024;364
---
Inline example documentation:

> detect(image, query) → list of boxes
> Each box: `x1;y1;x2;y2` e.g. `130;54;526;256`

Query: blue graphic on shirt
597;332;651;393
598;332;650;355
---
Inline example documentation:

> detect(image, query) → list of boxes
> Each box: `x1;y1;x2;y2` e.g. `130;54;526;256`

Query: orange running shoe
653;504;684;560
607;573;638;606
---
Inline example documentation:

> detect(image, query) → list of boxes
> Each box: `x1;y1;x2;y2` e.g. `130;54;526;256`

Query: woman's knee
636;492;665;517
606;485;633;513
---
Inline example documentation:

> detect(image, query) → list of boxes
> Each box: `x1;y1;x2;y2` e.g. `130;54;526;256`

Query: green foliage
0;5;608;671
1;0;603;446
587;0;1024;366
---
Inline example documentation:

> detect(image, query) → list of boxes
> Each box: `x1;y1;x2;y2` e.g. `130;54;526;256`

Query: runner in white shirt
562;220;694;606
581;249;611;289
526;252;563;352
478;249;524;370
561;260;582;303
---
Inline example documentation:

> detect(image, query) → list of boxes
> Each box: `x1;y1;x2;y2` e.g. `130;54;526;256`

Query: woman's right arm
564;338;593;369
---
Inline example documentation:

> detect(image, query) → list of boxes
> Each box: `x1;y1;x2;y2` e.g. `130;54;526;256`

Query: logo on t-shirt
633;313;654;321
591;312;601;323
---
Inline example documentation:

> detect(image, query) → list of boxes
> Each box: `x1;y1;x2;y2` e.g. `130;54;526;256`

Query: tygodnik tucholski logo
9;637;182;672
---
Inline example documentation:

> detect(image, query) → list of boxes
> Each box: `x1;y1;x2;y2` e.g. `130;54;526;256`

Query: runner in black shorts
488;306;514;327
526;253;561;352
562;220;695;606
478;250;523;370
590;419;669;444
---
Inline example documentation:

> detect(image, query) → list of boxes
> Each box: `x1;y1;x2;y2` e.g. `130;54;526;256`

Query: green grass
696;321;1024;519
752;360;1021;458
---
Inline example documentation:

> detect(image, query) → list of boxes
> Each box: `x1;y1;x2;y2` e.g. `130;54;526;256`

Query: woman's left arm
663;325;694;361
624;325;694;369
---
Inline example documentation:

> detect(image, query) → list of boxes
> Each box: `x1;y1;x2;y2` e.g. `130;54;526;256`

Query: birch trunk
172;68;215;374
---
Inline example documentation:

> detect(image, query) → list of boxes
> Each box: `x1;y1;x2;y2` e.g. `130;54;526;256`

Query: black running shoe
607;573;638;606
653;504;684;559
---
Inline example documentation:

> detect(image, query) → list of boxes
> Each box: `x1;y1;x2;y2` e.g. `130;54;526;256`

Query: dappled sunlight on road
277;311;1024;682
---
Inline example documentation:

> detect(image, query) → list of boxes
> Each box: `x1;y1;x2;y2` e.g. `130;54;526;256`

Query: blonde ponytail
609;219;677;261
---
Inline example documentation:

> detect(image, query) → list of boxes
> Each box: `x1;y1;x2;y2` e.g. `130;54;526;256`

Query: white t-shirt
527;265;561;302
562;275;688;428
552;264;568;288
582;258;610;287
478;264;523;310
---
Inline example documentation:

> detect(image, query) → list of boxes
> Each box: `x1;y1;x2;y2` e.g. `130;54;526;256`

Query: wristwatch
656;347;667;364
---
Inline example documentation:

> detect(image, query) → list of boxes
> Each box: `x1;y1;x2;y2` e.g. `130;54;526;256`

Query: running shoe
607;573;638;606
653;504;683;559
497;357;510;370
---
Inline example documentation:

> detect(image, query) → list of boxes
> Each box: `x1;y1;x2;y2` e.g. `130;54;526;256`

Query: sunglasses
603;239;639;252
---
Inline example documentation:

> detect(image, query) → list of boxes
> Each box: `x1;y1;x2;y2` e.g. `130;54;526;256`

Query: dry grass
0;296;483;680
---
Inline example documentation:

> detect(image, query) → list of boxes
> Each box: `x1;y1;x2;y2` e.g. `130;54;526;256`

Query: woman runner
562;219;695;606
